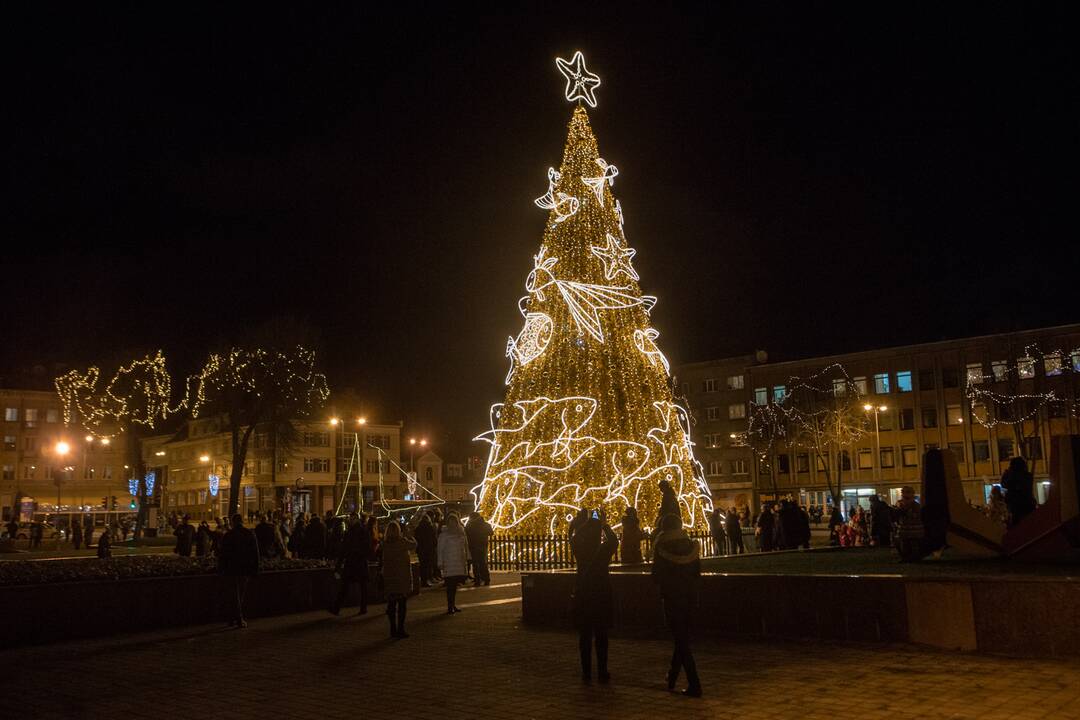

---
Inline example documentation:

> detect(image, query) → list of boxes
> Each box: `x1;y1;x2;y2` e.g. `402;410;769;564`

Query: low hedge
0;555;330;587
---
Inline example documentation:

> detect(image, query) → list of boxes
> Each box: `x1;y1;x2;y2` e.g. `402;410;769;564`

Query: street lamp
408;437;427;471
863;404;888;485
54;441;71;548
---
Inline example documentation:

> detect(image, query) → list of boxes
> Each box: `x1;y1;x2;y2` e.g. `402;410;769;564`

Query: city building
1;387;130;521
678;324;1080;516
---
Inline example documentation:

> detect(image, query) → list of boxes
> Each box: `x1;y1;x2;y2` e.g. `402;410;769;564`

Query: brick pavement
5;572;1079;719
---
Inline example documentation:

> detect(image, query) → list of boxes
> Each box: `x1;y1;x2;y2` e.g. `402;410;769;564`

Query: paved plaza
6;572;1079;719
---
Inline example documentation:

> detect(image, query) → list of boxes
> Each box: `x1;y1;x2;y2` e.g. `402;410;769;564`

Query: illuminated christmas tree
472;52;713;535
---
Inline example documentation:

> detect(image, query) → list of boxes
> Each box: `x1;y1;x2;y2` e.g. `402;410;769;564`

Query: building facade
678;324;1080;516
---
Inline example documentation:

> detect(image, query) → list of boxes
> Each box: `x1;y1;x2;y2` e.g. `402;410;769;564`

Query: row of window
706;459;748;476
1;464;116;481
701;375;745;393
3;407;61;424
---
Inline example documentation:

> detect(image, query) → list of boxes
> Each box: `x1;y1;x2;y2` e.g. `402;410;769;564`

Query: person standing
656;480;679;532
330;512;370;616
71;517;83;551
619;507;644;564
3;517;17;541
302;513;327;559
755;505;774;552
986;485;1009;526
83;518;94;550
652;513;702;697
97;525;112;558
218;514;260;628
725;507;745;554
570;510;618;684
30;520;43;550
195;521;211;557
174;515;194;557
380;521;415;638
708;507;726;556
1001;456;1036;527
413;513;437;587
288;514;306;558
868;495;893;547
254;514;282;558
465;511;493;585
437;514;470;614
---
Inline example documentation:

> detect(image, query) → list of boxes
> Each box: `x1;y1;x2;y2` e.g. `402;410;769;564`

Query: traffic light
101;496;108;509
110;496;117;510
129;499;136;509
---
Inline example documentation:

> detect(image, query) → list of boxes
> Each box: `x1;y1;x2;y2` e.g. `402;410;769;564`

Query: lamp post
53;441;71;549
408;437;427;472
200;455;212;520
863;404;888;485
356;417;367;513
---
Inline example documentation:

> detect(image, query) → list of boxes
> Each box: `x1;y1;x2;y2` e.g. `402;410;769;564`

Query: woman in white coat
437;514;470;614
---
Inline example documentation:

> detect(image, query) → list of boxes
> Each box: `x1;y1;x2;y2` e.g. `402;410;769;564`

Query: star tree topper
555;51;601;107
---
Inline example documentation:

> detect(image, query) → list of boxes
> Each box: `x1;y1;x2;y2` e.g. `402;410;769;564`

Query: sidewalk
5;572;1078;719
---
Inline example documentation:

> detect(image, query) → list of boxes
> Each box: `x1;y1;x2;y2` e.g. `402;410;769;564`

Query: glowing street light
863;404;888;484
329;417;340;426
357;417;367;426
55;441;71;457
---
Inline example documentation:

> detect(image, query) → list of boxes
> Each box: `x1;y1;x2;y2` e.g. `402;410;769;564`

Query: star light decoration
555;51;601;108
591;232;639;281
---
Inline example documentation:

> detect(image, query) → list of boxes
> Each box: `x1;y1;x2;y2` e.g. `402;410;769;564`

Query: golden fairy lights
472;96;713;535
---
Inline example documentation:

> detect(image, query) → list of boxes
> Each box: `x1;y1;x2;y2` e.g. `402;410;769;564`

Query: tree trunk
228;422;256;518
129;433;147;539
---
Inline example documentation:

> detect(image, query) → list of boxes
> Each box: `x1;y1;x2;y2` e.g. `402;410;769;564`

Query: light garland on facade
209;474;220;497
472;89;713;535
964;343;1079;429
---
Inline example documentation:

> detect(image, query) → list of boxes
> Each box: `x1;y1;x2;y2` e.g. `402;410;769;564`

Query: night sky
5;3;1078;458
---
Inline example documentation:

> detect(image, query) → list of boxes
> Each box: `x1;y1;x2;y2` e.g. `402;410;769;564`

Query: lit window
772;385;787;403
704;378;719;392
946;405;964;425
727;375;744;390
858;449;873;470
896;371;913;392
853;376;868;395
753;388;767;405
880;447;895;468
728;403;746;419
1018;357;1035;379
4;408;17;422
1044;352;1063;376
901;446;918;467
991;360;1007;381
832;378;846;396
966;363;984;385
873;373;890;394
46;408;59;423
706;406;722;421
877;411;894;431
1072;349;1080;372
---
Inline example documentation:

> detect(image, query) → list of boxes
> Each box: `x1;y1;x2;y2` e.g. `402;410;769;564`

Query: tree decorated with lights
472;52;713;535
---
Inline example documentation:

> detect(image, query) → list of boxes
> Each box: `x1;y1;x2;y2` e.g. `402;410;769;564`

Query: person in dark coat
796;504;812;549
254;514;282;558
413;513;437;587
83;519;93;549
380;521;416;638
195;521;211;557
96;525;112;558
827;506;844;546
287;515;306;558
71;517;83;550
776;500;802;550
755;505;775;552
652;512;703;697
302;514;327;559
1001;456;1036;527
570;510;618;684
620;507;644;563
174;515;194;557
725;508;745;554
708;507;726;556
30;521;43;549
331;512;370;616
326;515;345;560
218;513;260;628
921;449;950;557
465;511;494;585
657;480;679;532
868;495;893;547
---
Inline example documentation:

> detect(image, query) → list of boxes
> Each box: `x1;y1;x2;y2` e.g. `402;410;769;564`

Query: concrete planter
521;569;1080;657
0;562;419;647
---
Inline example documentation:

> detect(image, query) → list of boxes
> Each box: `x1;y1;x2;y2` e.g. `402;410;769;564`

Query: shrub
0;555;330;587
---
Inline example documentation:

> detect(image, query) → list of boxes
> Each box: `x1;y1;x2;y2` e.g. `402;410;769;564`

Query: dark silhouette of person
331;512;370;616
287;515;305;558
756;505;775;552
218;513;260;628
173;515;194;557
97;525;112;558
71;517;83;550
1001;456;1037;527
827;505;844;546
465;511;494;585
868;495;893;547
195;521;211;557
413;513;437;586
570;510;618;684
725;507;745;554
380;521;416;638
652;512;702;697
302;514;327;559
620;507;644;563
921;449;950;556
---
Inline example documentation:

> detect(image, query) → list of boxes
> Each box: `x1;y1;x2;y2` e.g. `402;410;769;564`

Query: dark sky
5;3;1078;458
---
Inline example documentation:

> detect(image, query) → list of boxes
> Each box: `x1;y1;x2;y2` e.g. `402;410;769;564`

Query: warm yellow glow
199;454;210;463
357;417;367;425
879;405;888;412
55;441;71;456
409;438;416;445
155;450;166;456
85;435;94;442
863;404;873;411
330;417;339;426
100;437;110;445
473;106;712;535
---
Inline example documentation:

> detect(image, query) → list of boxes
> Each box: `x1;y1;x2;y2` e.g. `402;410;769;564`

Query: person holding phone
570;508;618;683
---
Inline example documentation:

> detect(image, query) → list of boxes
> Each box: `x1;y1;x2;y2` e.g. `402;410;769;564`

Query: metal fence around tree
486;529;757;571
